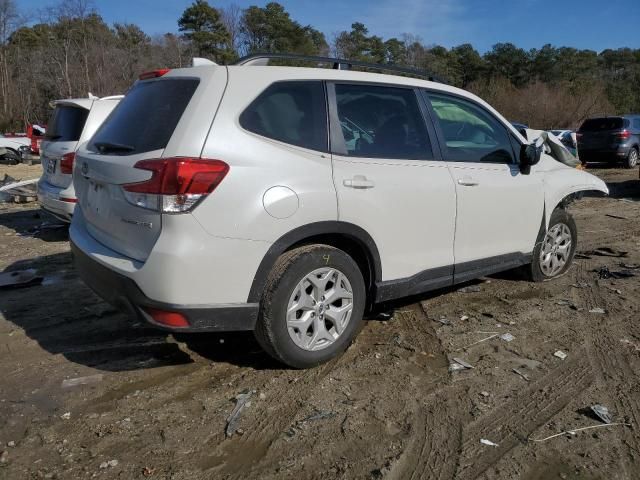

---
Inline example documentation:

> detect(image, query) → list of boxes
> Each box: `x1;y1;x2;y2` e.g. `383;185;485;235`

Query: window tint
579;117;624;132
333;84;432;160
46;106;89;142
91;78;199;155
428;93;514;163
240;81;327;152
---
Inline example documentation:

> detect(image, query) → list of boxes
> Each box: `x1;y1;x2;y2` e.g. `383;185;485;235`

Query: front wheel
254;245;366;368
526;209;577;282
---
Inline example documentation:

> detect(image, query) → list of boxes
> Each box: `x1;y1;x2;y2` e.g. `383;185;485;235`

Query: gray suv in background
577;115;640;168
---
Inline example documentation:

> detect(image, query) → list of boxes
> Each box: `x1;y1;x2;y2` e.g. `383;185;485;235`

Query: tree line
1;0;639;132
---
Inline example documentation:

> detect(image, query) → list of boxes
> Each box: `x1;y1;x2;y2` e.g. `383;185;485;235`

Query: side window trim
422;89;519;165
327;81;438;161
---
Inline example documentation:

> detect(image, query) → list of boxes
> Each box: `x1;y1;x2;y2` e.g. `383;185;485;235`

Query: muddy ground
1;163;640;480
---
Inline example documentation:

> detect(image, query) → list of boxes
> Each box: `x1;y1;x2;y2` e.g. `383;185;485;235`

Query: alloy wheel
286;267;354;351
539;223;573;277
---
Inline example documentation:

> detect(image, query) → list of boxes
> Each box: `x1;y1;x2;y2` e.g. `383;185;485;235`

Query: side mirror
519;137;544;174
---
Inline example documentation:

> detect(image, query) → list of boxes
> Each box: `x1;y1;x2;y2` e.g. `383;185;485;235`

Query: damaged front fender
543;166;609;227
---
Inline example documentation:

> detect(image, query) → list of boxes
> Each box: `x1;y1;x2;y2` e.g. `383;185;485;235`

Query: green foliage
241;2;327;55
178;0;233;62
2;0;640;130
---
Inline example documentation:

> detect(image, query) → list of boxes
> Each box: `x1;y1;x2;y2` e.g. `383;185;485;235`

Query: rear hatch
41;102;91;188
75;68;225;262
578;117;626;150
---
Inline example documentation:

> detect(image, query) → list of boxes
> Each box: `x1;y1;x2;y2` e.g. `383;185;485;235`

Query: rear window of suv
579;117;625;131
46;106;89;142
90;78;199;155
240;81;328;152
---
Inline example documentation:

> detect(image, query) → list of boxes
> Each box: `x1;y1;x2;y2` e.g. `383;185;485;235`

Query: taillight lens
122;157;229;213
143;307;190;328
139;69;170;80
60;152;75;174
616;129;631;140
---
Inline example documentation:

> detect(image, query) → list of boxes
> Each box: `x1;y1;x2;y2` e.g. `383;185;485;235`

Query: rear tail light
122;157;229;213
60;152;75;174
139;68;170;80
616;129;631;140
143;307;190;328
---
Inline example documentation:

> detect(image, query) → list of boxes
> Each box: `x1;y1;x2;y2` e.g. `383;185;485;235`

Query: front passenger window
428;93;515;164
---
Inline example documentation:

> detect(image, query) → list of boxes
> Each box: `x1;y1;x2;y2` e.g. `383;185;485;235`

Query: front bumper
37;180;75;222
71;241;259;332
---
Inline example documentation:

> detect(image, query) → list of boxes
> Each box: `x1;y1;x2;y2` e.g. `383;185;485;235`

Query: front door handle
344;175;375;189
457;178;479;187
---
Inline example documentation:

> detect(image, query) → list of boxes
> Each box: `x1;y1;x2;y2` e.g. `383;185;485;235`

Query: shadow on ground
0;208;69;241
2;251;282;373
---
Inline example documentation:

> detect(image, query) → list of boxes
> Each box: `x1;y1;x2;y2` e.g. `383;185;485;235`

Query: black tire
624;147;639;169
254;244;366;369
526;208;577;282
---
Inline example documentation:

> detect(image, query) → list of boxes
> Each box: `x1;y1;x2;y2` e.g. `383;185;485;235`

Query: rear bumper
37;180;75;222
71;241;259;332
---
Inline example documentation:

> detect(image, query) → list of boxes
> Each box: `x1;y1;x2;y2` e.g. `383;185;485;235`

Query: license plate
46;159;56;174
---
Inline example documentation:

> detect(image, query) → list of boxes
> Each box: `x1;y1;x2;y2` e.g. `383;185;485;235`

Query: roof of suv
51;95;124;110
160;63;524;140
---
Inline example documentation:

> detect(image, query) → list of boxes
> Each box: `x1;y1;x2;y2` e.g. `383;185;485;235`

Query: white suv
38;96;122;222
70;56;607;368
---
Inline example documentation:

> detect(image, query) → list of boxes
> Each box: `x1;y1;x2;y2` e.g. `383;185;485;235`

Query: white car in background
38;95;122;222
0;134;31;163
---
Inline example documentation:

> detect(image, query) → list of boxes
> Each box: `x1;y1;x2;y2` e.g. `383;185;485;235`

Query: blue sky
19;0;640;53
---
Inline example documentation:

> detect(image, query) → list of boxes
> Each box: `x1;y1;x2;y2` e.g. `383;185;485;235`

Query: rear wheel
254;244;365;368
526;209;577;282
624;147;638;169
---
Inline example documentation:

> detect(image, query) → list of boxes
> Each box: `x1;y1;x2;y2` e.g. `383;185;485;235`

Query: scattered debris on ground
554;350;568;360
225;390;255;438
2;165;640;479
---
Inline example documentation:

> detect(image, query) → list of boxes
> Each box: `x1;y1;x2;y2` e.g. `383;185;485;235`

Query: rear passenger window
634;119;640;129
240;81;327;152
46;106;89;142
333;84;432;159
428;93;515;164
91;78;199;155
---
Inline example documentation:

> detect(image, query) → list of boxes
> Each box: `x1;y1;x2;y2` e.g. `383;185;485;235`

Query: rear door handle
343;175;375;189
457;178;479;187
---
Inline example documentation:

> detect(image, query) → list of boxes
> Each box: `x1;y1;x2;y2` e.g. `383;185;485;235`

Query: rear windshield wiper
45;134;62;140
94;142;135;154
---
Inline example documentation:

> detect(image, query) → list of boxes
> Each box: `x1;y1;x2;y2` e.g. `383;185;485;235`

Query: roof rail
233;53;447;84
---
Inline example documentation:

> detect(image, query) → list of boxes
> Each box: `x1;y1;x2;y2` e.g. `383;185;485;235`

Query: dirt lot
1;163;639;480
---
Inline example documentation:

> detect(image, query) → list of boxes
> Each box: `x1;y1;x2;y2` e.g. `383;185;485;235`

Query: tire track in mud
217;354;347;477
455;354;593;480
387;388;464;480
386;306;465;480
586;324;640;476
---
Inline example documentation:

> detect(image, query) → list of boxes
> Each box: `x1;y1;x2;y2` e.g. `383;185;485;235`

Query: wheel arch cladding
247;221;381;303
543;168;608;228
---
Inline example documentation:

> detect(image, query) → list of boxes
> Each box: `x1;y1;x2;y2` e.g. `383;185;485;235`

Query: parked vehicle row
577;115;640;169
59;55;608;368
37;95;122;222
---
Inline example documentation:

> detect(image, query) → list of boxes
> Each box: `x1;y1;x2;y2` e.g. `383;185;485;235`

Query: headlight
18;145;30;157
